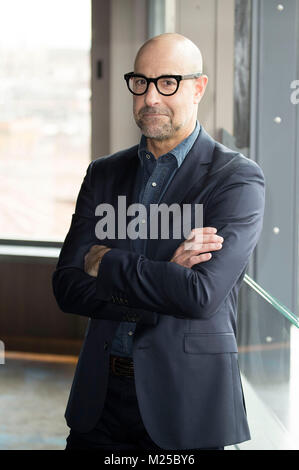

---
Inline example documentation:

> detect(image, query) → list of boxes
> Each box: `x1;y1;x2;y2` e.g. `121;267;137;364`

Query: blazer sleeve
95;160;265;320
52;160;159;324
52;160;103;317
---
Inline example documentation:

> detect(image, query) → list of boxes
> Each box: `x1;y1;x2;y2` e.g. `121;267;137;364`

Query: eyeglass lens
129;76;178;95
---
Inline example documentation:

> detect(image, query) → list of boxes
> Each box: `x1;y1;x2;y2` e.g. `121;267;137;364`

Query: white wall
91;0;111;158
109;0;147;153
176;0;235;140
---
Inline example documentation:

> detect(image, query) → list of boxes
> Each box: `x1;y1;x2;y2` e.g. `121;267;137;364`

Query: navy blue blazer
52;126;265;449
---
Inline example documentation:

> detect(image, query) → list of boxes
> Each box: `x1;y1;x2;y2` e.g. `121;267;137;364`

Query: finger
184;238;223;250
189;252;212;266
187;230;222;246
185;242;222;252
188;234;223;245
185;230;204;246
174;232;223;256
187;227;217;237
175;237;223;255
186;227;217;240
200;227;217;233
203;233;223;242
190;227;218;235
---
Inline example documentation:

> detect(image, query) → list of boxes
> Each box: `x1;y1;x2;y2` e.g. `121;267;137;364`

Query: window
0;0;91;241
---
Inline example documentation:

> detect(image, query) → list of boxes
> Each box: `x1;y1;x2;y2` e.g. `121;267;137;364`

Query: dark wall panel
0;260;88;354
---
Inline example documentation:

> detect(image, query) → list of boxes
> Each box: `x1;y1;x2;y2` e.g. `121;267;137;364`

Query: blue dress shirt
110;121;200;357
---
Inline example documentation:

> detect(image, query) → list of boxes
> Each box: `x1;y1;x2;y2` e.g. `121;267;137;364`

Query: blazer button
103;341;109;351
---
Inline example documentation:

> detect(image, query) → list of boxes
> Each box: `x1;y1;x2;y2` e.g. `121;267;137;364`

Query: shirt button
128;331;134;336
141;219;146;224
146;154;150;159
151;182;157;187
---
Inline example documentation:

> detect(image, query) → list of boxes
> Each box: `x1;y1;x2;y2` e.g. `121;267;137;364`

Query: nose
143;82;161;106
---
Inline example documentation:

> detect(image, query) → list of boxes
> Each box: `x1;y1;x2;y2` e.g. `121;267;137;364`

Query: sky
0;0;91;49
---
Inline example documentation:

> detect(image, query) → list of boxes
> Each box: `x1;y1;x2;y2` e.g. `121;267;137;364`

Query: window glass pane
0;0;91;241
237;279;299;449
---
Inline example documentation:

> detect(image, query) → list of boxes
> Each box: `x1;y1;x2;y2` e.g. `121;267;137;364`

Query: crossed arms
84;227;223;276
52;159;265;321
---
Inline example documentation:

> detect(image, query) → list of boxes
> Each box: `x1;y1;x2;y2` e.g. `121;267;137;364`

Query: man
52;33;265;451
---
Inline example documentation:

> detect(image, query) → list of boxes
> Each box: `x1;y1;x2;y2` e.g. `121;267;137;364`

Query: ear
194;75;208;104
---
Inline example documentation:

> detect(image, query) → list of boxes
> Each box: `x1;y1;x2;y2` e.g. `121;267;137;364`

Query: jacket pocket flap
184;333;238;354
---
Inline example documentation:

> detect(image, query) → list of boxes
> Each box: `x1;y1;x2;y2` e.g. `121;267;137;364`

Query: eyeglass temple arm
182;73;203;79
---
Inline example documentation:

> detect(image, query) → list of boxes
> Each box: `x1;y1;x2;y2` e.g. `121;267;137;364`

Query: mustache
138;107;171;117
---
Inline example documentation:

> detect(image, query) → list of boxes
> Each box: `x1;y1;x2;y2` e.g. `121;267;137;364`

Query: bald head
134;33;203;75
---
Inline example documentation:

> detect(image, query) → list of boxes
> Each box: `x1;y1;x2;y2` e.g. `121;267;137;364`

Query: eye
134;77;146;86
161;79;176;87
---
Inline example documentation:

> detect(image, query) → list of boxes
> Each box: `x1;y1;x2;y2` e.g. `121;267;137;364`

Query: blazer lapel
105;146;140;251
161;126;215;206
105;128;216;259
146;126;216;260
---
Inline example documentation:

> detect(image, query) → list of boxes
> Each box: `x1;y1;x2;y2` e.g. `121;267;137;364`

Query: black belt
109;355;134;377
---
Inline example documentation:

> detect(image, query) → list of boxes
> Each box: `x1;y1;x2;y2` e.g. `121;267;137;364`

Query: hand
170;227;223;268
84;244;111;277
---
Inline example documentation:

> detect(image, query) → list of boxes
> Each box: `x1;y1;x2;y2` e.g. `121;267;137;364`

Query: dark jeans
65;371;223;451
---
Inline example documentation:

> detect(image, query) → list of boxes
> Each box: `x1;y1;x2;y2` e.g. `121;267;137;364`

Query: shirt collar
138;120;200;168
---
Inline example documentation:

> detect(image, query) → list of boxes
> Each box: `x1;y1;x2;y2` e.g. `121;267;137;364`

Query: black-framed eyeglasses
124;72;202;96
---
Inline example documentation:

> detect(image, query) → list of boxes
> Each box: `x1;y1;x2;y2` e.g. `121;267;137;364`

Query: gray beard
135;117;181;141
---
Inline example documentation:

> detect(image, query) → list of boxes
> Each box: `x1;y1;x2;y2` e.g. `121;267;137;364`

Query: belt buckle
110;355;134;377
